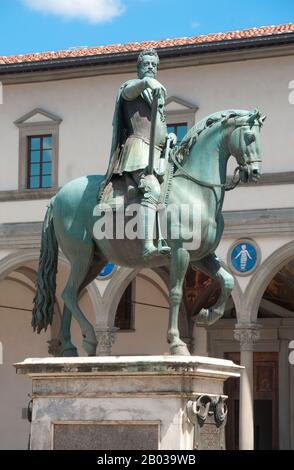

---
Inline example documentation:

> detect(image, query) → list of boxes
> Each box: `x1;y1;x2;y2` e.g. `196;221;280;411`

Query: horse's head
225;109;266;183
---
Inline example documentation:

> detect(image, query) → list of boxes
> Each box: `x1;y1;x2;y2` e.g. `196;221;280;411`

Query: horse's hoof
62;347;78;357
82;339;97;356
170;342;190;356
60;340;78;357
194;308;212;326
194;308;223;326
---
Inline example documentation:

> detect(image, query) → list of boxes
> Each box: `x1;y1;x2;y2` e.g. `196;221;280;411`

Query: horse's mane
175;109;256;160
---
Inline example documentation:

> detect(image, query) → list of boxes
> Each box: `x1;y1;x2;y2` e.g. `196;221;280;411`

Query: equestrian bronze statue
32;49;266;357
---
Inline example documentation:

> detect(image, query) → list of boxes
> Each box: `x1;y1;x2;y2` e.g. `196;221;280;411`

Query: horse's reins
170;150;242;191
170;123;262;192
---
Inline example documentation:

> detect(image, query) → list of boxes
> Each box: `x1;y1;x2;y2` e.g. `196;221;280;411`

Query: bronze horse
32;109;265;356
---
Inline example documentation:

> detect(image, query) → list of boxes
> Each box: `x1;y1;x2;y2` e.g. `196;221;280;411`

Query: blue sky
0;0;293;56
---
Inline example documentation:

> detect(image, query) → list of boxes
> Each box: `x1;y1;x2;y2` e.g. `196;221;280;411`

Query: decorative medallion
228;239;260;276
96;263;117;280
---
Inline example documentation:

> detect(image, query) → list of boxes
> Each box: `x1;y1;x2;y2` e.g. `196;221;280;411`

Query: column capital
94;326;119;356
234;323;261;351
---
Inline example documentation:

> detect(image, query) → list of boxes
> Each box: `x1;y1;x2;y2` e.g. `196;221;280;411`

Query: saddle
99;161;174;211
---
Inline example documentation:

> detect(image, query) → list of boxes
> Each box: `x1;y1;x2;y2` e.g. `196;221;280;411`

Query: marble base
15;356;241;450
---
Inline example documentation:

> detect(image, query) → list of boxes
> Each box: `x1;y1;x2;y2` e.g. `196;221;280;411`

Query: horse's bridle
171;123;262;191
170;150;241;191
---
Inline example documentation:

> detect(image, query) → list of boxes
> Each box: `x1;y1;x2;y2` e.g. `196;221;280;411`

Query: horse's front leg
168;247;190;355
192;253;234;326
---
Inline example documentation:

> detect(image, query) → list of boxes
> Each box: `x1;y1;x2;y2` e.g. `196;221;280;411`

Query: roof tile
0;23;293;65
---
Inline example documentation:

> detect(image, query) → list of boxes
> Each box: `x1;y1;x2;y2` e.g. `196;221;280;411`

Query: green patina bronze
98;48;172;259
32;50;266;357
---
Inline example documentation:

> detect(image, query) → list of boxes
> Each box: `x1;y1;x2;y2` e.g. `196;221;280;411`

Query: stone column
234;323;260;450
94;326;119;356
192;320;208;356
279;339;290;449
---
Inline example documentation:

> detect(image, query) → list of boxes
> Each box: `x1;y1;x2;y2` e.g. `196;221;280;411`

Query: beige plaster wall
0;279;49;449
0;52;293;205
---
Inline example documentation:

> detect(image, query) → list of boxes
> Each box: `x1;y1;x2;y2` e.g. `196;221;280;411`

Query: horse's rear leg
60;305;78;357
192;253;234;325
59;252;106;356
61;244;100;356
78;253;106;295
168;247;190;355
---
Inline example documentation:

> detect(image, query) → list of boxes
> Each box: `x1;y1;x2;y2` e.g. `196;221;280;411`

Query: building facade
0;24;294;449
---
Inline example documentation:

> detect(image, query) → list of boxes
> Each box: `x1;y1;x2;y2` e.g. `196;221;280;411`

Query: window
167;123;188;144
14;108;62;192
27;135;53;189
115;282;133;330
165;96;198;140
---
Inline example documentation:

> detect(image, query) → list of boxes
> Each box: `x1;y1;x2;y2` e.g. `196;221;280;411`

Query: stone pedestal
15;356;241;450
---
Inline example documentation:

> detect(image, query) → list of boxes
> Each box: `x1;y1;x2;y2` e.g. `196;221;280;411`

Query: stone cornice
0;189;56;202
1;172;293;202
239;171;294;187
1;41;293;85
15;355;241;379
0;207;293;249
0;222;42;248
222;207;294;237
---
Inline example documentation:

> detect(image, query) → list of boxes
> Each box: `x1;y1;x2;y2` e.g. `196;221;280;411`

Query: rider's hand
143;77;167;98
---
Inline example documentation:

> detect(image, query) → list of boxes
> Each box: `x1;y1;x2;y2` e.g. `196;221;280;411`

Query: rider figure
98;48;171;259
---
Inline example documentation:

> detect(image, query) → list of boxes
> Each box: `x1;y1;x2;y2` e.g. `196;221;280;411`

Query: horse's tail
32;198;58;333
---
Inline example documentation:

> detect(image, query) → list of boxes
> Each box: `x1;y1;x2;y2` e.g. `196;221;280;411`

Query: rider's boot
139;203;171;259
137;173;171;259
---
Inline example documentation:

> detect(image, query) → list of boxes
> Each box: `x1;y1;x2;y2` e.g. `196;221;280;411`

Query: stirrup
157;238;171;255
143;245;157;259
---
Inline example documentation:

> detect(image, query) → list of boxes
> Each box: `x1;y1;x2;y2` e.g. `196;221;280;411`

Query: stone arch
0;249;103;325
102;266;173;329
102;267;140;327
243;240;294;323
153;267;169;291
137;274;168;305
0;249;53;321
6;266;61;322
101;260;243;339
230;274;243;321
0;249;40;282
202;257;243;321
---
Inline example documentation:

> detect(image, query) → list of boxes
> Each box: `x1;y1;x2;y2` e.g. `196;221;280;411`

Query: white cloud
21;0;125;23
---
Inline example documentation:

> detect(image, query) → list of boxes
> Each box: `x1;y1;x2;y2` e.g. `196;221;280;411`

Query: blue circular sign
229;240;259;275
97;263;116;280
